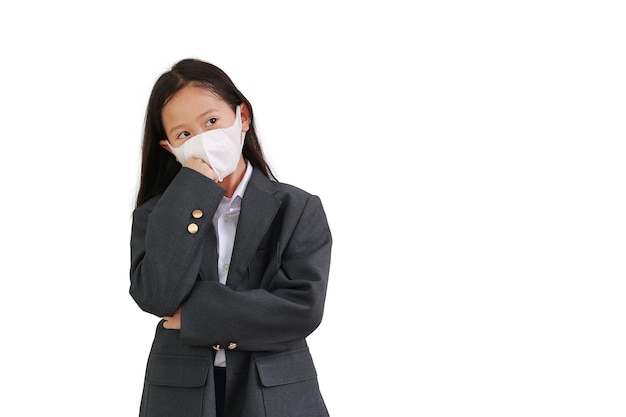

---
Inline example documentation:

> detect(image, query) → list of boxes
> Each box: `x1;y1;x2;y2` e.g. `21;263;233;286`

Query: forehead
162;85;226;121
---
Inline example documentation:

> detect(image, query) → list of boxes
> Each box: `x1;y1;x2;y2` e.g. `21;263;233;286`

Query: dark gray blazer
130;167;332;417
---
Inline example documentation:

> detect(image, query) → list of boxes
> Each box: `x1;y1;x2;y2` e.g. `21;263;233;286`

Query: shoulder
251;171;321;206
133;193;161;217
275;181;316;201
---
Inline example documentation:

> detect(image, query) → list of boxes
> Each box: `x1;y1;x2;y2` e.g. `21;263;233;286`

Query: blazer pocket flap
146;354;211;388
255;348;318;387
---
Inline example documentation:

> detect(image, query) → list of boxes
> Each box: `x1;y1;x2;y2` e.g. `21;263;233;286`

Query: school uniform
130;165;332;417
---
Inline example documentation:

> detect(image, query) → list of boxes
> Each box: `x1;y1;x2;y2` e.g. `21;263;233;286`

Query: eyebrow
168;109;219;136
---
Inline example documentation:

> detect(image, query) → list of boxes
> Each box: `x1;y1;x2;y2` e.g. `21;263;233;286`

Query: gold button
212;344;221;351
192;209;203;219
227;342;237;350
188;223;199;234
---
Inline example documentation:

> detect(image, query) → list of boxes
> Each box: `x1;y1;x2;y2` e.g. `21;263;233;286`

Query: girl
130;58;332;417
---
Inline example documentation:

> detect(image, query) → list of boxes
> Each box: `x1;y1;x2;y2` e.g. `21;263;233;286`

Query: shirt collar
233;160;253;200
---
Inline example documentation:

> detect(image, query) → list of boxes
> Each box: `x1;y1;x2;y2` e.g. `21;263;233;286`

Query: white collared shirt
212;161;253;367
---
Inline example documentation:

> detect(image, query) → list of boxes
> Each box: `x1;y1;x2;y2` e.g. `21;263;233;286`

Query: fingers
162;318;179;330
162;307;182;329
184;158;218;181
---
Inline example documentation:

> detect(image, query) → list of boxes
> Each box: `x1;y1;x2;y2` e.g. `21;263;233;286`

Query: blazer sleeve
180;194;332;351
129;168;224;317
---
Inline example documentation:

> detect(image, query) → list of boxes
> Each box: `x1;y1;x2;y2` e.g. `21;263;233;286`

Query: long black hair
135;58;275;207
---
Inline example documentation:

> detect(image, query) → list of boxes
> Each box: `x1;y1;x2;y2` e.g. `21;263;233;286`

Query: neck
219;157;247;198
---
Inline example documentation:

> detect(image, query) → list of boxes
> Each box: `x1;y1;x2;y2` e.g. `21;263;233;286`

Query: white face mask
167;105;246;182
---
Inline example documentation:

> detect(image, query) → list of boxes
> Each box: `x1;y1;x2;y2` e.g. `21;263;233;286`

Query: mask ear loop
235;105;248;144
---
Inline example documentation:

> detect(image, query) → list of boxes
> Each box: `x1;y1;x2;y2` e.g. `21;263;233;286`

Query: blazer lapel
226;171;280;290
199;223;219;281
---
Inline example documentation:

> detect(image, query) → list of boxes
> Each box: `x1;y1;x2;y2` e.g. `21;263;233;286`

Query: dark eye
176;131;191;140
205;118;217;127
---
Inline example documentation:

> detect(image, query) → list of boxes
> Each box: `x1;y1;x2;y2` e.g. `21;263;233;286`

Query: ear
240;103;251;132
159;139;173;154
160;140;180;162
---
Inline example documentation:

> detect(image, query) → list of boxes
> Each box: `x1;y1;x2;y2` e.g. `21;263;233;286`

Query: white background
1;1;625;416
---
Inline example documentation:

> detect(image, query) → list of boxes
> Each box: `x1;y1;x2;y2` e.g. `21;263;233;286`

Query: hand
162;307;181;330
185;157;218;181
